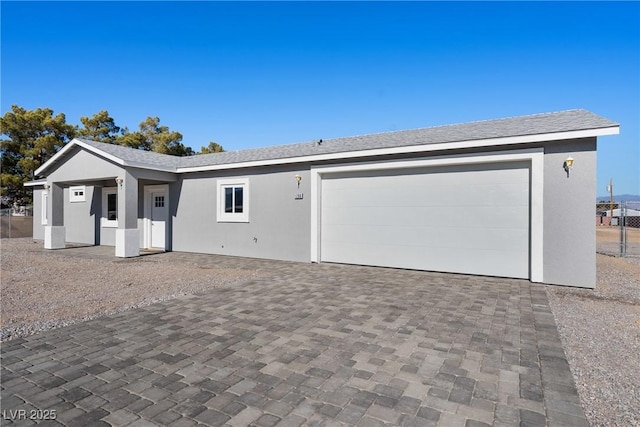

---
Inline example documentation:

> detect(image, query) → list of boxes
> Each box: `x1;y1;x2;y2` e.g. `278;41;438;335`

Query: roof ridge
319;109;591;143
76;138;182;159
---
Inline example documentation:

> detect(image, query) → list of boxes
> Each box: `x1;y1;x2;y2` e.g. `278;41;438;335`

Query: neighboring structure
599;207;640;228
27;110;619;288
602;208;640;217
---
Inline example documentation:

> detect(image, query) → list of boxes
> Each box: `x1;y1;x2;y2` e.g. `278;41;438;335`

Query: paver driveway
1;251;587;426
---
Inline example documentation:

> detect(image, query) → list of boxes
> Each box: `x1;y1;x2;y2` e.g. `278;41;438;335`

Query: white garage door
320;162;530;279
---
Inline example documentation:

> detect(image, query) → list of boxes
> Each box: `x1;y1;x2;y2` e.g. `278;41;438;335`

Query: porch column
44;182;65;249
115;171;140;257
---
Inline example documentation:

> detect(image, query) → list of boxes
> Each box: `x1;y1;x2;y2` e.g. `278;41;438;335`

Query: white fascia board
34;138;177;176
24;179;48;187
34;139;81;175
176;126;619;173
34;138;126;176
74;139;127;166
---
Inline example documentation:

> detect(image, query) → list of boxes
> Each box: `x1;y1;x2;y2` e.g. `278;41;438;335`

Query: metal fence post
620;202;627;257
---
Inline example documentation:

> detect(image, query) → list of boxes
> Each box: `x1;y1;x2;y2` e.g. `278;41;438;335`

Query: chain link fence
596;200;640;257
0;206;33;238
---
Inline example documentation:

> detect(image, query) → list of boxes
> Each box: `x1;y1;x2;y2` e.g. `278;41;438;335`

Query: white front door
151;192;167;249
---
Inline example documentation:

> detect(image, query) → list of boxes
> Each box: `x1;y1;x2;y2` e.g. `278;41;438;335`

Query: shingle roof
76;138;183;169
62;109;619;173
179;109;618;169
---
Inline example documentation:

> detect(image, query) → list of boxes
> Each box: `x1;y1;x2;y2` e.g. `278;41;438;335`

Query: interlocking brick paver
0;249;587;426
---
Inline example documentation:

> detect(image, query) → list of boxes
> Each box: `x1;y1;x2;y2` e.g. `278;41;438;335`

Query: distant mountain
596;194;640;202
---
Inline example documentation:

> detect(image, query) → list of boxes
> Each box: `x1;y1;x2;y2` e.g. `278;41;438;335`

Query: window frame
102;187;118;228
217;178;249;223
41;190;48;225
69;185;86;203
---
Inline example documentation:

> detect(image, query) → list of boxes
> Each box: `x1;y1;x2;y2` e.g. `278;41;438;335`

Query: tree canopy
77;110;122;143
1;106;76;205
1;105;223;206
200;141;225;154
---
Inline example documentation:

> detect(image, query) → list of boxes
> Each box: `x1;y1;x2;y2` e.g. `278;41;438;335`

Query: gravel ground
546;254;640;427
0;238;261;341
2;237;639;426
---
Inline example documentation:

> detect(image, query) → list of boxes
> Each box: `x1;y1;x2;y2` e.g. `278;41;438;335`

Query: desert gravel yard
1;239;261;340
546;254;640;427
1;237;639;426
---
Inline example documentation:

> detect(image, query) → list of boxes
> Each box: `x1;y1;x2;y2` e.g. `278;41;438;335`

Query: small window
69;185;86;203
41;191;48;225
102;188;118;227
217;178;249;222
107;193;117;220
155;196;165;208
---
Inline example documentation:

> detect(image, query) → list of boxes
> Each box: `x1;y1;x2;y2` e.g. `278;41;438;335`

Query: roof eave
23;179;47;187
34;138;127;176
34;138;178;176
176;125;620;173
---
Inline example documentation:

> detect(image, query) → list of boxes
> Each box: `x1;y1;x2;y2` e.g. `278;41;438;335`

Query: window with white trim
69;185;86;203
41;191;48;225
102;188;118;227
217;178;249;222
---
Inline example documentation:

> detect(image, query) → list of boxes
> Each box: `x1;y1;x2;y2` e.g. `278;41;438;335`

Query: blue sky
2;1;639;195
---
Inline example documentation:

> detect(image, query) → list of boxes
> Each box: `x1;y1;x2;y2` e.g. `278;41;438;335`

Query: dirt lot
547;230;640;427
596;226;640;256
0;239;260;340
0;216;33;238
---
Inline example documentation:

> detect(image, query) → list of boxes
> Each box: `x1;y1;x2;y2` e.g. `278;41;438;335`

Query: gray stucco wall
32;188;45;240
63;185;98;245
47;147;123;182
172;165;311;262
542;138;597;288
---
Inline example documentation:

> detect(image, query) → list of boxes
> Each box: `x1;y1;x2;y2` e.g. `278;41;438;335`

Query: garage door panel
321;163;530;279
324;169;528;207
323;205;529;229
323;223;529;251
322;241;529;279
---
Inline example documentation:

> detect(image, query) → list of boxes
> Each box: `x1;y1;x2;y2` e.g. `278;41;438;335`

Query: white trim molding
101;187;118;228
177;127;618;174
69;185;86;203
41;191;49;225
216;177;250;223
143;184;169;250
310;148;545;283
34;126;618;177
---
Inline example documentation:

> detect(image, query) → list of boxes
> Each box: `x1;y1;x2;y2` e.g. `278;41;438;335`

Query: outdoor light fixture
563;157;574;177
115;177;124;187
43;183;50;190
295;174;302;188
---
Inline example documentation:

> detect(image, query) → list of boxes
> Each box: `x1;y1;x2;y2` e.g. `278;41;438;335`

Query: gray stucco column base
115;229;140;258
44;226;66;249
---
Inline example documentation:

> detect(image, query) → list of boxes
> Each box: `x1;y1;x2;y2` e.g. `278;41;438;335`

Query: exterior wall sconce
563;157;574;178
43;183;50;190
295;174;302;188
115;177;124;187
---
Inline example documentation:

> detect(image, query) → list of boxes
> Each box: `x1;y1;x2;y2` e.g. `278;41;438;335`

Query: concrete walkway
1;250;587;426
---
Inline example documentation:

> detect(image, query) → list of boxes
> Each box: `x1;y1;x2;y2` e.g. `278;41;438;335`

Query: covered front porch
29;140;177;258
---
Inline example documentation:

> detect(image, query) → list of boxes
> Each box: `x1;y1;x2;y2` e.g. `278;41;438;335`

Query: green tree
77;110;121;143
117;116;194;156
1;105;76;205
199;141;225;154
